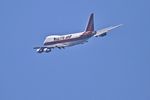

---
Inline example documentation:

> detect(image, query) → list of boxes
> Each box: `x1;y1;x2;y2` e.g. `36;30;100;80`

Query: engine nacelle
43;48;51;53
99;32;107;37
36;48;43;53
95;31;107;37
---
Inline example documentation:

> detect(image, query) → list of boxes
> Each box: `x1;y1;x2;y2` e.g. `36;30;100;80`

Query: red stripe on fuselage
44;32;93;46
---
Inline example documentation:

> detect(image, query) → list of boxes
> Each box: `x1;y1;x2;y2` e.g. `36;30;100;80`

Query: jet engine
43;48;51;53
95;31;107;37
36;48;43;53
98;32;107;37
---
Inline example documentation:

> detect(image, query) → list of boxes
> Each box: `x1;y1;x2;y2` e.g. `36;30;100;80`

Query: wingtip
113;24;123;29
119;24;123;26
117;24;123;27
115;24;122;26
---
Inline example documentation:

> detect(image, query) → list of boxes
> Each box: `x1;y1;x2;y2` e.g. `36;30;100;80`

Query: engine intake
43;48;51;53
36;48;43;53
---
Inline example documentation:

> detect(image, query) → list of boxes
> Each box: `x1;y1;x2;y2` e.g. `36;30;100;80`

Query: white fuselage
43;31;94;48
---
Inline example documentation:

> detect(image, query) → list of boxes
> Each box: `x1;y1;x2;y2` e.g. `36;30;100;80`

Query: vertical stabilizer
85;13;94;32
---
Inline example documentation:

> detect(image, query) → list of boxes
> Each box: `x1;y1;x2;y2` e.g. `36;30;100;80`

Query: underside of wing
33;47;42;49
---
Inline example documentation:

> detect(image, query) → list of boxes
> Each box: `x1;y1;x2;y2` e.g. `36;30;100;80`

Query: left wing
33;44;68;53
33;46;52;53
94;24;123;37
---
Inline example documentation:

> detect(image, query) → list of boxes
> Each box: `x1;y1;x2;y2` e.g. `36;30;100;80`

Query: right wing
94;24;123;37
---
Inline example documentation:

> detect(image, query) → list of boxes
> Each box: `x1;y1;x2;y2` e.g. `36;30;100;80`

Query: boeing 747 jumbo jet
34;13;122;53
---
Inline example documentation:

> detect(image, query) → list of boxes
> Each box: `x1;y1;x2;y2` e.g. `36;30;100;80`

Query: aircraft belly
64;39;87;46
44;36;91;48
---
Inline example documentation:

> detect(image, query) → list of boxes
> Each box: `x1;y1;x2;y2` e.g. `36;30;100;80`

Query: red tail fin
85;13;94;32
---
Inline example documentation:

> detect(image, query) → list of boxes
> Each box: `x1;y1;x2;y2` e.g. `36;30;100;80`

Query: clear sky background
0;0;150;100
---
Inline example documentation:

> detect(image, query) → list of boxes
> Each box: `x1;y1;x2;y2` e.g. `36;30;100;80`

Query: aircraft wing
94;24;123;37
33;46;49;49
33;44;67;50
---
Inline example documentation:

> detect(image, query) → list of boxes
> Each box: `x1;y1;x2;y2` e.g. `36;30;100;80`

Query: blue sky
0;0;150;100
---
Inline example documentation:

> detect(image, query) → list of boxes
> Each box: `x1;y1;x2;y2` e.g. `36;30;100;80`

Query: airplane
34;13;122;53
